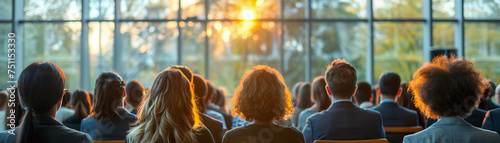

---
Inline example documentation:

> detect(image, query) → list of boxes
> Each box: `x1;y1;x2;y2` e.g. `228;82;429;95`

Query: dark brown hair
296;83;313;109
325;59;357;99
125;80;145;109
312;76;331;111
71;90;92;120
91;72;125;121
409;56;487;119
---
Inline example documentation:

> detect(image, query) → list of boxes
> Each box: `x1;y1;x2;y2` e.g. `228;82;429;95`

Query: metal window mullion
204;0;210;79
454;0;464;58
306;0;312;82
13;0;24;81
177;0;182;65
279;0;285;73
80;0;90;90
366;0;374;84
113;0;123;74
423;0;433;62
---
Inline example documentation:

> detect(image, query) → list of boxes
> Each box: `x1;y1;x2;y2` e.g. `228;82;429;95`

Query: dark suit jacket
426;107;486;128
371;101;419;143
202;114;224;143
208;105;233;130
81;108;137;141
0;114;92;143
488;100;500;110
63;115;82;131
483;108;500;135
303;101;385;143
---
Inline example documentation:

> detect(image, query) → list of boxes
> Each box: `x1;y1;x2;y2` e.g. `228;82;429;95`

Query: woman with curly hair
223;65;304;143
403;56;500;143
126;67;214;143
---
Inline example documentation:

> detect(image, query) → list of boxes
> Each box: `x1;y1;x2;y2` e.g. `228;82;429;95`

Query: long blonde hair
126;68;202;143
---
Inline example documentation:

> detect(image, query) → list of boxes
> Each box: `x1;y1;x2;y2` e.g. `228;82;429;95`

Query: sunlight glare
241;10;255;20
222;30;231;43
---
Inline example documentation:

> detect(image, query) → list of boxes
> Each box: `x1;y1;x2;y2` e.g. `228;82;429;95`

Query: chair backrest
314;139;389;143
93;140;125;143
384;126;424;133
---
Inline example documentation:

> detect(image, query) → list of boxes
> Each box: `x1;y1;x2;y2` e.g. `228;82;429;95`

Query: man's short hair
483;80;496;98
355;82;372;103
378;72;401;96
324;59;357;99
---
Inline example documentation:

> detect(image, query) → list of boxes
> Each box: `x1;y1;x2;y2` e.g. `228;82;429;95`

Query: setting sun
241;10;255;20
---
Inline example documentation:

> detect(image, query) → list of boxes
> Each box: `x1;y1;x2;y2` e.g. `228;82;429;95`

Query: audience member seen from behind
126;68;214;143
292;83;313;128
479;80;500;110
397;83;425;127
355;82;374;109
298;76;331;131
63;90;92;131
403;56;500;143
56;89;74;122
302;59;385;143
193;74;224;143
0;62;92;143
213;87;228;114
483;105;500;135
291;82;305;107
223;65;304;143
370;72;419;143
124;79;145;114
205;82;229;130
81;72;137;141
0;91;7;131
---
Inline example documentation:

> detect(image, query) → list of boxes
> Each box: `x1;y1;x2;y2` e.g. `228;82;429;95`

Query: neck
253;119;272;125
380;95;396;101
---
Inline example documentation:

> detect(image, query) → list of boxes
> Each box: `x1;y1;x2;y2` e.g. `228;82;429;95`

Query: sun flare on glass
241;10;255;20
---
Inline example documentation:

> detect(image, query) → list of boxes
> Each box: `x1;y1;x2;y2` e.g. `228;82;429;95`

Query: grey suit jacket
403;117;500;143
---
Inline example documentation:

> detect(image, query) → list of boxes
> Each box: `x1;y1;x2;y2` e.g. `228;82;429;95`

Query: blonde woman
223;65;304;143
126;68;214;143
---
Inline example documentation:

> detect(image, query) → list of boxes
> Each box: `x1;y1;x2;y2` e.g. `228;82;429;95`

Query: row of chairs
92;126;424;143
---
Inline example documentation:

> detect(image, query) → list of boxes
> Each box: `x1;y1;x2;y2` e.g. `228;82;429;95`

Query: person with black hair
193;74;224;143
298;76;331;131
355;81;374;108
56;89;74;122
479;80;500;110
370;72;418;143
81;72;137;141
205;81;228;130
63;89;92;131
403;56;500;142
303;59;385;143
292;83;312;128
0;62;92;143
483;108;500;136
124;80;145;114
397;83;425;127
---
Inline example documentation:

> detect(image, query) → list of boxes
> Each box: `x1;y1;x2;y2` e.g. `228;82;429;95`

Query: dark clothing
62;115;83;131
223;124;305;143
208;105;233;130
81;108;137;141
203;114;224;143
426;107;486;128
0;114;92;143
483;108;500;135
371;101;419;143
488;100;500;110
303;101;385;143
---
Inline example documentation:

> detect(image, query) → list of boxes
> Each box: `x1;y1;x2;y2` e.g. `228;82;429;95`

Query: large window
1;0;500;102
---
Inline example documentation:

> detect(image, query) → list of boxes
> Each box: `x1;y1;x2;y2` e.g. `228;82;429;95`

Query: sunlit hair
71;90;92;120
409;56;487;119
91;72;125;121
127;67;202;143
325;59;357;98
312;76;331;111
232;65;293;121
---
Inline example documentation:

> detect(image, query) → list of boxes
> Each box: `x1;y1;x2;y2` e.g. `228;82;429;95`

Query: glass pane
312;0;367;19
465;0;500;19
283;22;306;88
121;22;178;87
89;22;114;90
182;22;205;75
24;0;82;20
465;23;500;82
209;21;280;97
373;0;422;19
433;0;455;18
0;24;11;90
433;22;454;49
24;23;81;90
374;22;423;82
284;0;306;19
182;0;205;19
90;0;114;20
208;0;279;19
121;0;178;19
0;0;12;20
311;22;367;81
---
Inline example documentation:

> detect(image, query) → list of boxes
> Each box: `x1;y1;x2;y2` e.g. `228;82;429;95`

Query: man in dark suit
479;80;500;111
371;72;419;143
483;108;500;135
303;59;385;143
427;107;486;128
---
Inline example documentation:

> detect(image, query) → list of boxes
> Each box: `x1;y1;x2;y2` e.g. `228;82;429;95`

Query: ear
396;88;402;97
376;87;381;96
325;85;332;96
352;85;358;97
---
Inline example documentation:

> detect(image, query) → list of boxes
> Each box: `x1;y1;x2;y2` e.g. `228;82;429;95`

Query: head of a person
483;80;496;99
232;65;293;122
171;65;193;83
355;81;372;104
409;56;487;119
17;62;65;143
214;87;227;108
311;76;331;111
61;89;72;108
205;81;215;104
192;74;208;113
4;87;24;130
496;86;500;104
291;82;304;103
71;90;92;120
377;72;402;98
397;82;417;111
325;59;357;100
127;67;201;143
125;80;145;110
88;92;94;105
91;72;125;121
297;83;313;109
0;91;7;110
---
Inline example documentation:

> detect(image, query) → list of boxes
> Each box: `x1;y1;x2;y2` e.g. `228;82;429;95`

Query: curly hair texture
409;56;488;119
126;68;202;143
232;65;293;122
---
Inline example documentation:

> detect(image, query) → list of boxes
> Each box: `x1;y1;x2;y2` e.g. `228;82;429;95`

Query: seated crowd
0;56;500;143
